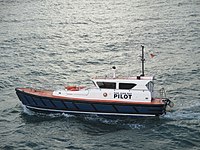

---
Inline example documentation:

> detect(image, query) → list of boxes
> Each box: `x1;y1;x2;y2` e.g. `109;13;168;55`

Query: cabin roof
92;76;154;82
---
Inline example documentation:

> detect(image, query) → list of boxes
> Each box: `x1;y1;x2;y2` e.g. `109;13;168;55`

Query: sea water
0;0;200;149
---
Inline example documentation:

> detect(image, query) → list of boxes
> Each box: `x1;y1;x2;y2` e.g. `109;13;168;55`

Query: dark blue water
0;0;200;149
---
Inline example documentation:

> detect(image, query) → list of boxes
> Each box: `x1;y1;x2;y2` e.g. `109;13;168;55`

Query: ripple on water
0;0;200;149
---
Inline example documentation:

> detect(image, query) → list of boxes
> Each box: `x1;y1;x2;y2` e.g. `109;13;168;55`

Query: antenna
112;66;116;78
141;45;145;76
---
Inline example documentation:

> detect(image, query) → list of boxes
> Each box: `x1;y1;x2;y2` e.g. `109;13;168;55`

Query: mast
141;45;145;76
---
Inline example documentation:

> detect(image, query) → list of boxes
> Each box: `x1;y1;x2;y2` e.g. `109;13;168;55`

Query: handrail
153;88;167;99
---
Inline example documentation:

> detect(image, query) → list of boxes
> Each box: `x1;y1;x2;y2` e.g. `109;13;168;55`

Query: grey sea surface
0;0;200;149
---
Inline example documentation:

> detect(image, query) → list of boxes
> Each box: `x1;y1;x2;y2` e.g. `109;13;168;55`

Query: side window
119;83;136;89
97;82;116;89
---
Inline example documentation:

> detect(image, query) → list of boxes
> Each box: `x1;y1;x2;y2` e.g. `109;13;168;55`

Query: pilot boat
15;46;173;117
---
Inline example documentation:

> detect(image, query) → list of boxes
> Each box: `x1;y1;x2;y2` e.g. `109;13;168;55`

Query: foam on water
22;105;35;116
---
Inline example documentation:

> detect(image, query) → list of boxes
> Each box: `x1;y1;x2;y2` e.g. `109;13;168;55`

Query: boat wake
164;109;200;121
22;105;74;119
22;105;147;129
22;105;35;116
23;104;196;130
75;114;150;129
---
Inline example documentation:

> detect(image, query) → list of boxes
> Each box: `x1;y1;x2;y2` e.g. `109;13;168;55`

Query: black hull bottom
16;89;166;117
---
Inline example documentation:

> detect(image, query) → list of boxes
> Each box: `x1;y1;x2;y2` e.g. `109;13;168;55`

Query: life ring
66;86;78;91
65;86;86;91
103;92;107;97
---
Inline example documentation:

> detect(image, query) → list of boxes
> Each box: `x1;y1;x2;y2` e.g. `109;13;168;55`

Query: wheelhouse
92;76;154;91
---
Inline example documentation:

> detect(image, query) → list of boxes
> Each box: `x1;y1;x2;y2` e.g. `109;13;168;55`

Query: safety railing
153;88;167;99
